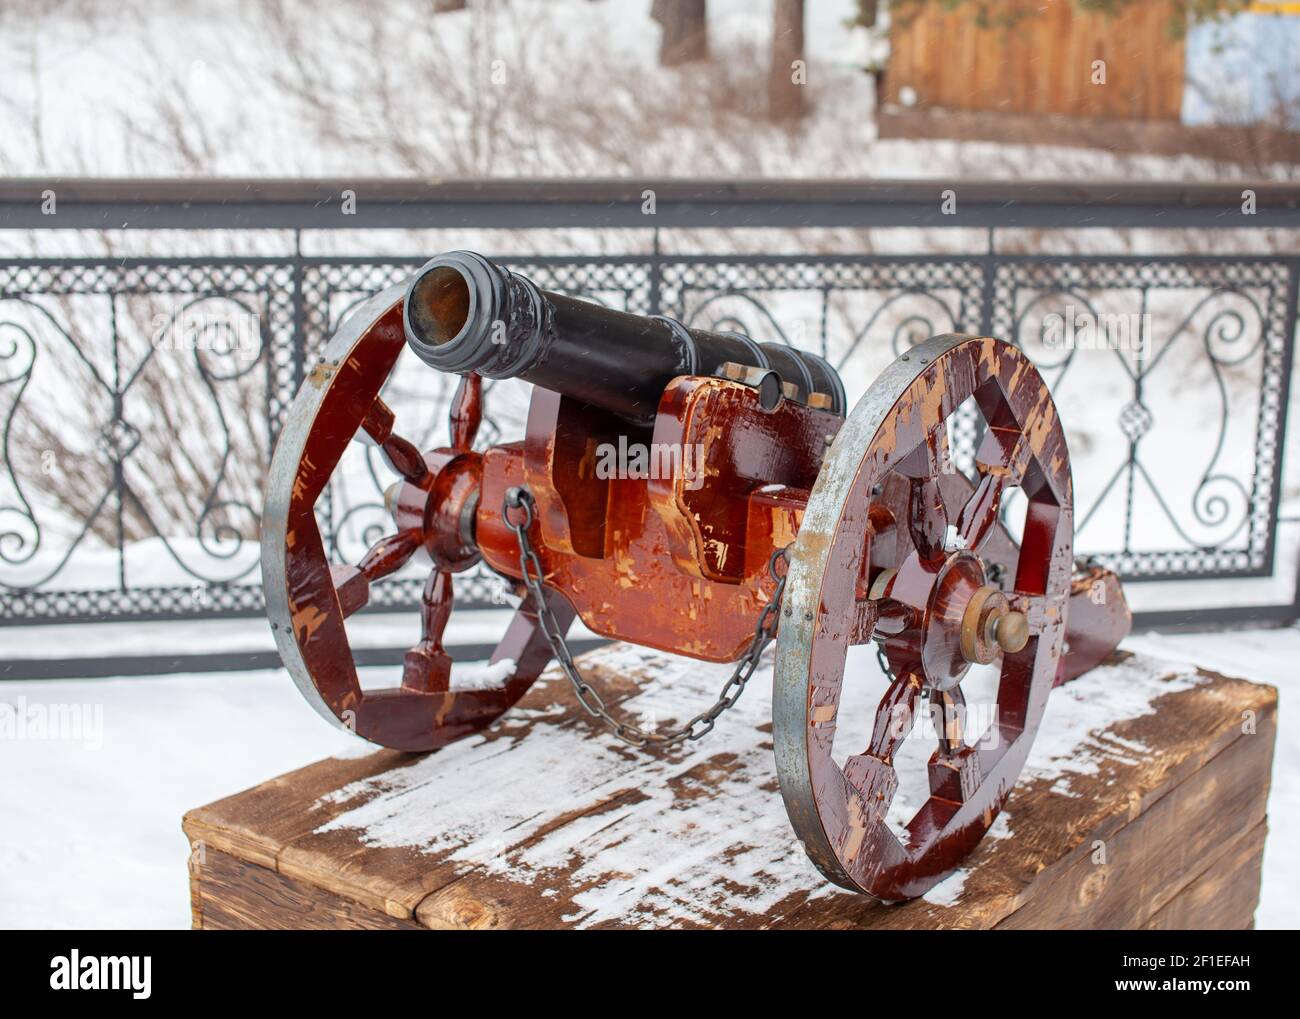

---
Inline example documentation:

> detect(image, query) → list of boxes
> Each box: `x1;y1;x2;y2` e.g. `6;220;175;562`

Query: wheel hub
874;549;1028;693
385;449;484;574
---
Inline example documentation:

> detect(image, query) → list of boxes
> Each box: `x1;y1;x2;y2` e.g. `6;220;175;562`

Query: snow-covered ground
0;622;1294;929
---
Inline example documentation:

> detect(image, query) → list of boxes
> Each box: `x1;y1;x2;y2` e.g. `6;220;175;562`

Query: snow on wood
448;657;517;691
311;643;1213;928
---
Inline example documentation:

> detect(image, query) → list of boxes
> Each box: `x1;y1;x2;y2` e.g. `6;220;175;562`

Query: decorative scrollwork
841;289;961;367
1192;473;1250;536
1013;288;1099;376
684;291;793;347
0;278;276;598
195;498;262;562
0;506;40;568
0;253;1291;626
0;317;40;568
998;262;1282;574
0;318;38;384
326;499;394;564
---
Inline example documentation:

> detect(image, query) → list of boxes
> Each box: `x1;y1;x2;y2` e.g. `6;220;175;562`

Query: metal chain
503;486;788;750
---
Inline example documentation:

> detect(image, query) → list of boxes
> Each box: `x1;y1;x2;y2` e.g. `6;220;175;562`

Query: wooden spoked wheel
773;334;1073;901
261;286;572;752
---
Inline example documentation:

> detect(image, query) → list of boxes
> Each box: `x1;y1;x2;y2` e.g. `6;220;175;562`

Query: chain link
503;486;788;749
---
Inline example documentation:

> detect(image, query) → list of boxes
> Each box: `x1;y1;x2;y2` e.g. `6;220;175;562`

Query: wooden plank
1029;3;1061;117
1144;822;1268;931
182;750;410;870
187;648;1276;929
995;711;1275;928
876;107;1300;164
188;858;204;930
185;645;660;920
193;849;421;930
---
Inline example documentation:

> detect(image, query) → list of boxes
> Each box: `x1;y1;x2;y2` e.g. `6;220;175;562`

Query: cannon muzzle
403;251;844;425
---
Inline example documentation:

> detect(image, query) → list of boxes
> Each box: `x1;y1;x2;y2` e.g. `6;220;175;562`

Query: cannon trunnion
262;251;1131;902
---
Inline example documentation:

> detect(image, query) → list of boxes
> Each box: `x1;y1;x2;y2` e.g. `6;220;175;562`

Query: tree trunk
769;0;806;121
433;0;466;11
651;0;709;66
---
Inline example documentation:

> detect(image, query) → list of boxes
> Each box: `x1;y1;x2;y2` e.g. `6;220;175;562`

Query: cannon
262;251;1131;901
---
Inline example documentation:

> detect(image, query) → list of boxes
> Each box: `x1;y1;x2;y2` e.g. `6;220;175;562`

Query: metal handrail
2;177;1299;230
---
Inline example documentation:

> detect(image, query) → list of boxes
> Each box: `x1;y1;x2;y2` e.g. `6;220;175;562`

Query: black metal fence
2;178;1299;639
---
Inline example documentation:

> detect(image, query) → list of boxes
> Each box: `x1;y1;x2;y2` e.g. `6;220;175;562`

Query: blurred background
1;0;1298;928
4;0;1299;178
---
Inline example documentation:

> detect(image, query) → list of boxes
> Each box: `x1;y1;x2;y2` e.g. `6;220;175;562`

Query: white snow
449;657;516;691
0;665;360;928
921;812;1012;908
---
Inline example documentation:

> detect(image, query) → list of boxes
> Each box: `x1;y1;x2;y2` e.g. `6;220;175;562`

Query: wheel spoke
955;470;1008;552
402;568;455;693
358;396;430;483
358;528;422;580
865;670;923;765
448;373;483;451
932;686;966;758
908;476;947;565
330;529;422;618
380;432;429;484
359;397;396;444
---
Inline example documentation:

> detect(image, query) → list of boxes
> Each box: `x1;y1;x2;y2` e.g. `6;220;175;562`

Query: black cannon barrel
403;251;845;425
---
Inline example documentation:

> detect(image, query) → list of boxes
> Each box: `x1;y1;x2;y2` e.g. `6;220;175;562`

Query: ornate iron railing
2;179;1298;635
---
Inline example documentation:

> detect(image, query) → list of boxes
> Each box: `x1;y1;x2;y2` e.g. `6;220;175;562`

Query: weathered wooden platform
184;645;1277;929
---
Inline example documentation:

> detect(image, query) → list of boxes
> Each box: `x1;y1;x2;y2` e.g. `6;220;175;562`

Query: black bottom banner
0;928;1279;1006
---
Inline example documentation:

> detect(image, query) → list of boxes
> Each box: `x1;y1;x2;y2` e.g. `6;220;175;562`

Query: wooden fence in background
882;0;1187;121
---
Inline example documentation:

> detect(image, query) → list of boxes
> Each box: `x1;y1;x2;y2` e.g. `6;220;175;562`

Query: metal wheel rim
261;286;564;751
773;333;1073;900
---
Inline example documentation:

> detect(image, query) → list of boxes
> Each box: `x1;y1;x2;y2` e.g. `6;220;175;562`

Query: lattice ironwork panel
2;250;1296;626
990;256;1295;581
0;259;291;622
